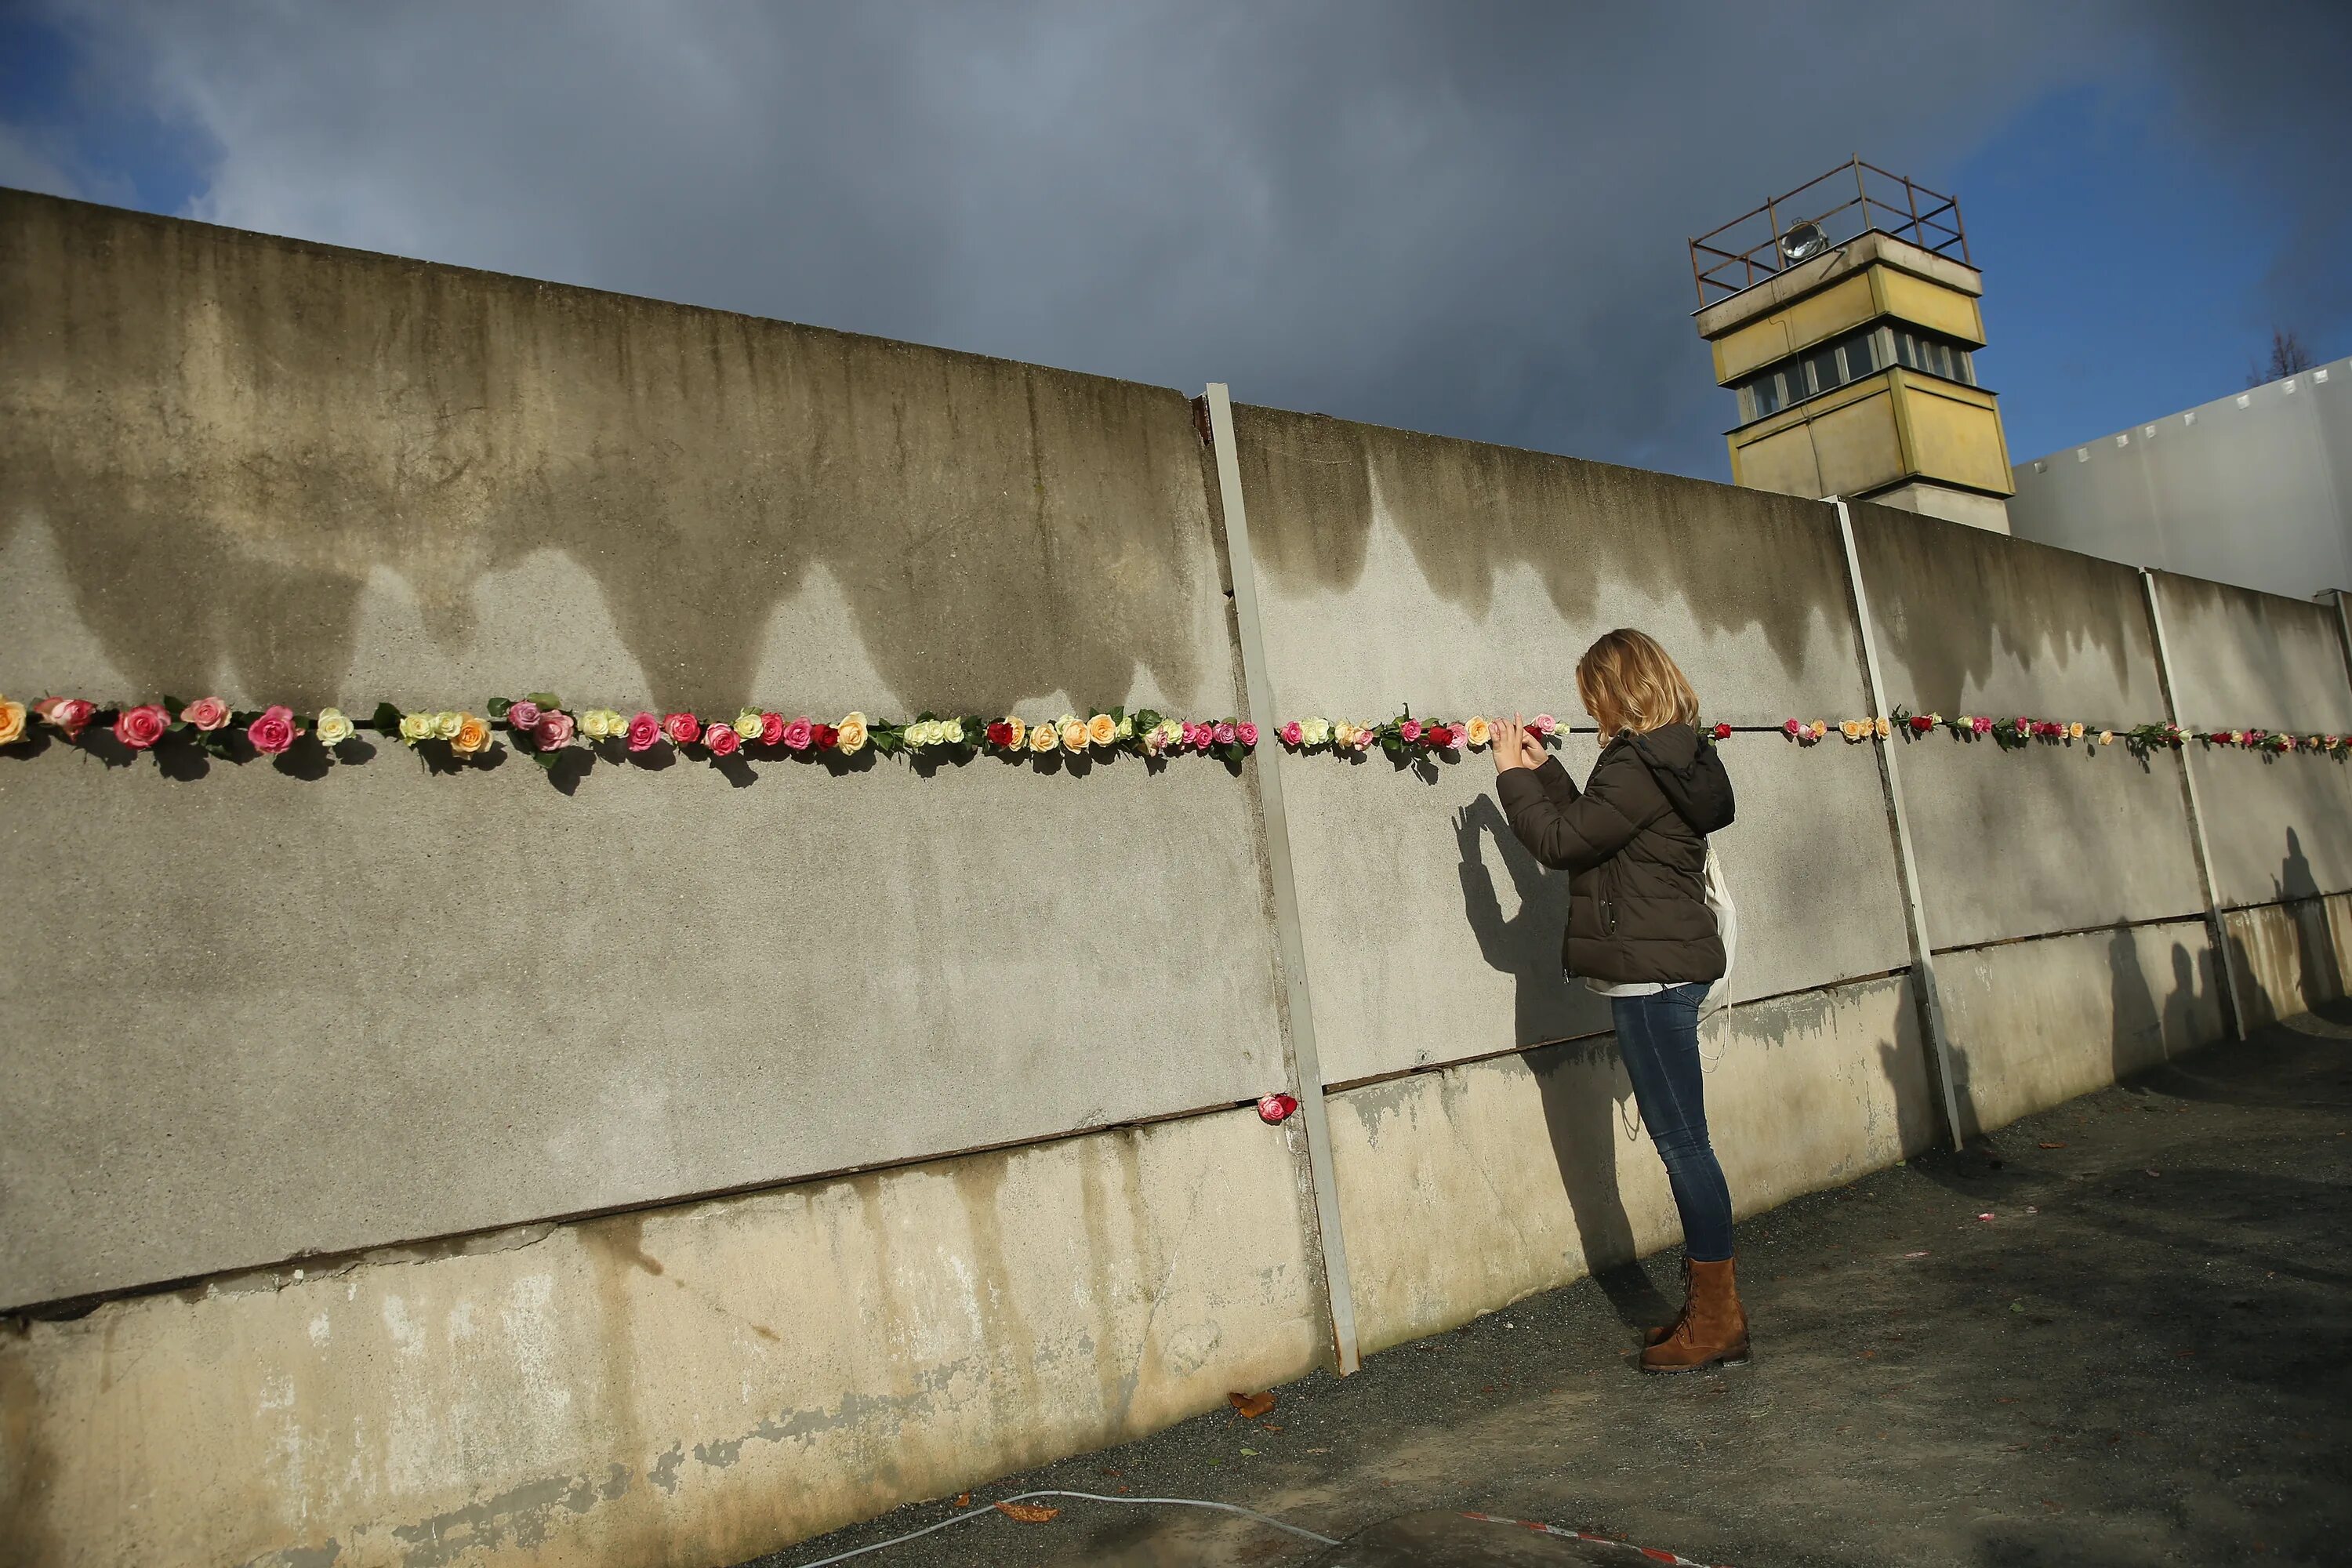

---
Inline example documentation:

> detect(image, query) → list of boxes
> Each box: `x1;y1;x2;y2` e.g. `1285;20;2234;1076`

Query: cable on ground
785;1488;1341;1566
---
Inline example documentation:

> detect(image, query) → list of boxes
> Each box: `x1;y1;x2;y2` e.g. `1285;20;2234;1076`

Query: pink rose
663;712;700;746
1529;714;1557;735
1783;718;1802;736
181;696;230;732
247;705;297;755
1257;1093;1299;1124
36;697;96;738
1279;721;1302;746
760;712;786;746
1192;723;1215;751
113;703;169;750
1236;721;1258;747
706;722;741;757
1214;720;1237;746
1972;716;1992;735
533;710;575;750
626;711;661;752
1399;719;1422;743
506;699;542;731
1178;721;1200;748
782;716;815;751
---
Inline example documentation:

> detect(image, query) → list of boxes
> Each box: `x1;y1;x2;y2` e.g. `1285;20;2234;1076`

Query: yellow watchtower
1690;158;2014;532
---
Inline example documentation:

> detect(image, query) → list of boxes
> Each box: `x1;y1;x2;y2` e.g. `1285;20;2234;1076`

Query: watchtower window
1733;323;1976;424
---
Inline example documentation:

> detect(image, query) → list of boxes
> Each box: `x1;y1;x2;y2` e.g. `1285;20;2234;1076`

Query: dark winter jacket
1494;722;1736;984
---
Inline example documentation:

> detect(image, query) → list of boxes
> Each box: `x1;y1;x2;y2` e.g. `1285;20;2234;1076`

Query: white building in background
2007;354;2352;601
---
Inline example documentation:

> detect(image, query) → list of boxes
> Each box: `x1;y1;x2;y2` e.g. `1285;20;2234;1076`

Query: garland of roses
0;694;1257;770
6;693;2343;773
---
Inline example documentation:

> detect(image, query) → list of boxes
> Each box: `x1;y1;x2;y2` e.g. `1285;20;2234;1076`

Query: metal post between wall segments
2142;569;2249;1041
1202;383;1361;1377
1833;501;1965;1152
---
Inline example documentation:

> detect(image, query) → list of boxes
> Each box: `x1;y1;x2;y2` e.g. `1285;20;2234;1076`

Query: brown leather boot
1643;1260;1690;1347
1639;1257;1748;1373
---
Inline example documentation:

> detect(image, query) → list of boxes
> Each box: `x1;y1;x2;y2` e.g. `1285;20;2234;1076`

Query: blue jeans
1610;985;1735;1262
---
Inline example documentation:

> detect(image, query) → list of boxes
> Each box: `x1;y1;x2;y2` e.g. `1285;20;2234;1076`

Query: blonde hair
1575;628;1700;737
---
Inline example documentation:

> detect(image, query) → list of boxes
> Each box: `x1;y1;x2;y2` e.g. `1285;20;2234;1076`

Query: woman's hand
1491;715;1527;774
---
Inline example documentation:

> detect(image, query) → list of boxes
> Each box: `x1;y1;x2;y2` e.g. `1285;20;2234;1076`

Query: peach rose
181;696;231;732
1087;713;1118;747
834;713;869;754
452;713;493;755
0;698;25;746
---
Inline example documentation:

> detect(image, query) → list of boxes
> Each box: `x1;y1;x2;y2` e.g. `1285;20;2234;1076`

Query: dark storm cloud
9;2;2335;474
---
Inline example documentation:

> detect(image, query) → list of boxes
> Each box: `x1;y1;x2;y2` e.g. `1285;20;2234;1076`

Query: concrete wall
1230;405;1910;1090
8;192;2352;1568
0;191;1294;1310
2009;356;2352;602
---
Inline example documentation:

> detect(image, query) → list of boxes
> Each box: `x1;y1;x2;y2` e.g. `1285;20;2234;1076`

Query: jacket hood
1626;723;1737;835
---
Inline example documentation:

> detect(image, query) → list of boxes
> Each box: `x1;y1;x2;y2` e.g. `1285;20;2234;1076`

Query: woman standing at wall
1490;629;1745;1373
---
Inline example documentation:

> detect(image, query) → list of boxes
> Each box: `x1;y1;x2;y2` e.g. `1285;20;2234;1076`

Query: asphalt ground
745;1004;2352;1567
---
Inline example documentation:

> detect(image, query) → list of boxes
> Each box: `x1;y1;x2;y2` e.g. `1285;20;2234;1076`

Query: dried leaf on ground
995;1502;1060;1523
953;1493;971;1508
1229;1390;1276;1419
2038;1142;2066;1149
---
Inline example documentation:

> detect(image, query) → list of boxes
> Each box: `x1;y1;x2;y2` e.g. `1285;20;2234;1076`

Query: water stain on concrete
387;1464;629;1567
1231;403;1849;677
0;190;1225;716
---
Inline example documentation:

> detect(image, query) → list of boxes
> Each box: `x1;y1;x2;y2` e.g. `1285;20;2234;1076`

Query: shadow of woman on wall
1455;798;1670;1332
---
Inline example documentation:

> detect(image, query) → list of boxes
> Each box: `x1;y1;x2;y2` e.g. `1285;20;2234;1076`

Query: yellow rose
836;713;869;754
0;698;29;746
1808;721;1828;740
1875;717;1890;739
1061;719;1088;751
1465;716;1492;748
2098;730;2114;746
1087;713;1117;746
598;709;627;739
1302;717;1332;746
1003;717;1027;749
450;713;492;754
1840;720;1863;742
2067;722;2085;740
315;707;355;746
1114;716;1133;740
735;710;764;743
398;711;435;745
433;710;463;741
1029;720;1059;753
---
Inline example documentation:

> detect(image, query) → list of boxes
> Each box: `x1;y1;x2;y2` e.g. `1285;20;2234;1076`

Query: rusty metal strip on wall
1834;499;1965;1151
2141;570;2250;1040
1201;383;1361;1376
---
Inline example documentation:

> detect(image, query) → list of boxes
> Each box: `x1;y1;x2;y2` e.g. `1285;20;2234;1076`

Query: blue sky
3;2;2344;481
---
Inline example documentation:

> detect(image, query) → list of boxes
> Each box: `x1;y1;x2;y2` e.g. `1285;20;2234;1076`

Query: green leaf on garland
163;695;184;714
1383;734;1403;756
525;692;560;710
370;702;401;735
487;697;511;720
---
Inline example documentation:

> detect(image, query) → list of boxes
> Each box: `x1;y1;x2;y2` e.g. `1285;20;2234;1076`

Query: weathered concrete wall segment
9;191;2352;1568
0;190;1297;1312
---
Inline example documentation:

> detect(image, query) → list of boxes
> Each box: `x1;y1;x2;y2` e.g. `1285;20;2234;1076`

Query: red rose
986;720;1013;747
662;711;700;746
1257;1093;1299;1124
760;711;786;746
626;711;662;752
247;705;298;755
1713;722;1733;740
706;722;741;757
113;703;169;750
814;723;840;750
1908;715;1933;732
1425;724;1453;748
